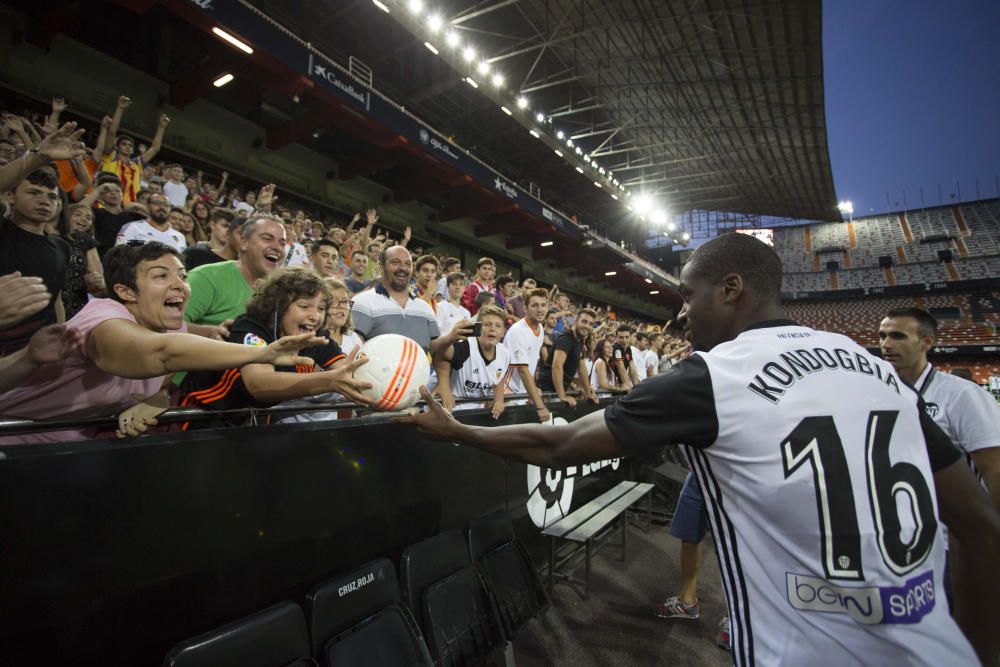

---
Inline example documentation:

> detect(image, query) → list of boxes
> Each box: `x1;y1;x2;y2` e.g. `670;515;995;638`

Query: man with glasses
115;193;187;252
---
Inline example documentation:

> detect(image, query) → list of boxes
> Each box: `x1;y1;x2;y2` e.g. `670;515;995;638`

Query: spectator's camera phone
470;322;483;337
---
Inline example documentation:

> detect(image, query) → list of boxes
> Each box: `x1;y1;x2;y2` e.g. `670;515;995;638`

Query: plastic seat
401;530;505;667
467;510;550;640
306;558;432;667
163;601;313;667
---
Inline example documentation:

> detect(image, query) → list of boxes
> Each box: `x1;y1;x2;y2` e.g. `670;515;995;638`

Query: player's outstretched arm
393;386;623;467
934;458;1000;666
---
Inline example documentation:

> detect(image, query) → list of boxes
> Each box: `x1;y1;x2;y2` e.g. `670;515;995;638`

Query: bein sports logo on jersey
786;570;935;625
525;416;620;528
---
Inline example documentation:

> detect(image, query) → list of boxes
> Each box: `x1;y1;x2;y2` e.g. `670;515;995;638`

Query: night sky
824;0;1000;216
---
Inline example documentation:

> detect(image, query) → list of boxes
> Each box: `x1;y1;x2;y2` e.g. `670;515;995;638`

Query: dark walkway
514;525;733;666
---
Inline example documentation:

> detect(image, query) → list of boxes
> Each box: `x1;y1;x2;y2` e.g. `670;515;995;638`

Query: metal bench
541;481;653;599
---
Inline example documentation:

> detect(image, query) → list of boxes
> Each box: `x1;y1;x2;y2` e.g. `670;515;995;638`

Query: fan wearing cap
180;267;371;426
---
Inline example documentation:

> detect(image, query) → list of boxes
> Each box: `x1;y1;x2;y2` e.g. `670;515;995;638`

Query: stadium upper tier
775;198;1000;294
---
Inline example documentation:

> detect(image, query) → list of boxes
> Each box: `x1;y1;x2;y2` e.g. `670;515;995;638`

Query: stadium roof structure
254;0;840;225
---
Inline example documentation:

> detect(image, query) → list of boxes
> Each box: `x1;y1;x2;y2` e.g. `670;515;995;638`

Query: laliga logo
526;416;620;528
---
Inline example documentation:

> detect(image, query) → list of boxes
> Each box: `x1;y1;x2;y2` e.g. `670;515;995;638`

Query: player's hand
392;386;465;441
115;390;170;438
561;395;577;408
258;332;328;367
0;272;51;329
27;323;83;366
536;406;551;423
324;355;372;405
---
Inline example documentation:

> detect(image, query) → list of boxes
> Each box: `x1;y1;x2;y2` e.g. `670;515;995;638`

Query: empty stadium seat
163;601;314;667
401;530;506;667
467;510;550;640
305;558;433;667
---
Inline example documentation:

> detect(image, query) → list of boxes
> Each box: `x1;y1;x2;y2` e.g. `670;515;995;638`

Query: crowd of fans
0;95;684;444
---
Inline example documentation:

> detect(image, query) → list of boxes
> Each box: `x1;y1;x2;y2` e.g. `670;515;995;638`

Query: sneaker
716;616;731;651
652;596;700;619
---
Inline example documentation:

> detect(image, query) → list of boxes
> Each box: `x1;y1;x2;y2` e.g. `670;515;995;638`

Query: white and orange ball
354;334;430;411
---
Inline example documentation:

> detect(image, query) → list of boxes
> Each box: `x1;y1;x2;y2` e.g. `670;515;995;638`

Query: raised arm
140;114;170;163
103;96;130;158
432;346;456;412
0;122;85;194
86;318;324;379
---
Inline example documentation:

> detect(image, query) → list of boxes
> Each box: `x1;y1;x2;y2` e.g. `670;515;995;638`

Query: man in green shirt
185;218;286;330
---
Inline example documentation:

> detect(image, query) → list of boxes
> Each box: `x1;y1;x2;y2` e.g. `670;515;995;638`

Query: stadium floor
515;525;731;666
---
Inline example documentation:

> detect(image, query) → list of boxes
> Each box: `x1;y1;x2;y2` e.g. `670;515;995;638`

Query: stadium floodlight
535;112;545;123
584;156;591;164
407;0;424;14
516;96;528;109
598;167;606;175
838;200;854;222
575;146;583;155
566;139;574;147
556;130;564;140
477;61;490;76
371;0;390;12
426;13;443;32
465;77;478;88
462;46;476;62
634;195;654;216
213;73;234;87
682;232;691;241
445;31;460;47
554;149;563;157
424;42;439;55
666;222;676;232
500;106;512;116
605;271;617;276
540;241;554;247
650;210;667;226
491;72;504;87
212;27;253;54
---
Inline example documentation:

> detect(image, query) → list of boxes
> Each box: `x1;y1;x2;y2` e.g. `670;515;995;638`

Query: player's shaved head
685;232;783;305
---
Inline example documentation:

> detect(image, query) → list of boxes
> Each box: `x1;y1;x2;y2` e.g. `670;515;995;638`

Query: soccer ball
355;334;430;411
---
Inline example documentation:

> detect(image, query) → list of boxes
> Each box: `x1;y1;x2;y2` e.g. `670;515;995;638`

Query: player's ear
720;272;743;304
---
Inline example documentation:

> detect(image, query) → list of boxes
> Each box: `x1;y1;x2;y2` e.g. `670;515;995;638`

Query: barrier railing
0;390;617;437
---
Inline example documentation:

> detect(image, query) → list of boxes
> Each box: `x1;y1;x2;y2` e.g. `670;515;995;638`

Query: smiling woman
179;266;373;426
0;242;330;444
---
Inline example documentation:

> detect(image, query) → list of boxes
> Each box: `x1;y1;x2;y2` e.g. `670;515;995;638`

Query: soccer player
878;307;1000;510
433;305;510;417
503;287;552;422
398;233;1000;666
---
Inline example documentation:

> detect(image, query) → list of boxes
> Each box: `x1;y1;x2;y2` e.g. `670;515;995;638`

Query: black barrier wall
0;401;627;666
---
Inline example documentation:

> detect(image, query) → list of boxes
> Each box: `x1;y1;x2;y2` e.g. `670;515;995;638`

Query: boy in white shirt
437;271;471;336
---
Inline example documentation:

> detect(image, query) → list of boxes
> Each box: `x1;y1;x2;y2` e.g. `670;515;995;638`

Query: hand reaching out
0;272;51;329
115;390;170;439
35;122;87;162
259;332;328;367
391;386;466;441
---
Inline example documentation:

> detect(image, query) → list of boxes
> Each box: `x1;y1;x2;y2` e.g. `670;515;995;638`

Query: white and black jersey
913;363;1000;481
448;339;511;400
503;317;544;396
604;320;975;666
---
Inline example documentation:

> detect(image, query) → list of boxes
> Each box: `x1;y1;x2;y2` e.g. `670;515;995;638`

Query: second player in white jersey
503;316;544;395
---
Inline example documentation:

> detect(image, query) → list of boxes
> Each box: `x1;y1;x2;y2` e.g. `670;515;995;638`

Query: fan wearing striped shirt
179;267;370;427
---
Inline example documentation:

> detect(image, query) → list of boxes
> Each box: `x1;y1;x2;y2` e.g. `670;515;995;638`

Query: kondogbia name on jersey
748;343;901;404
